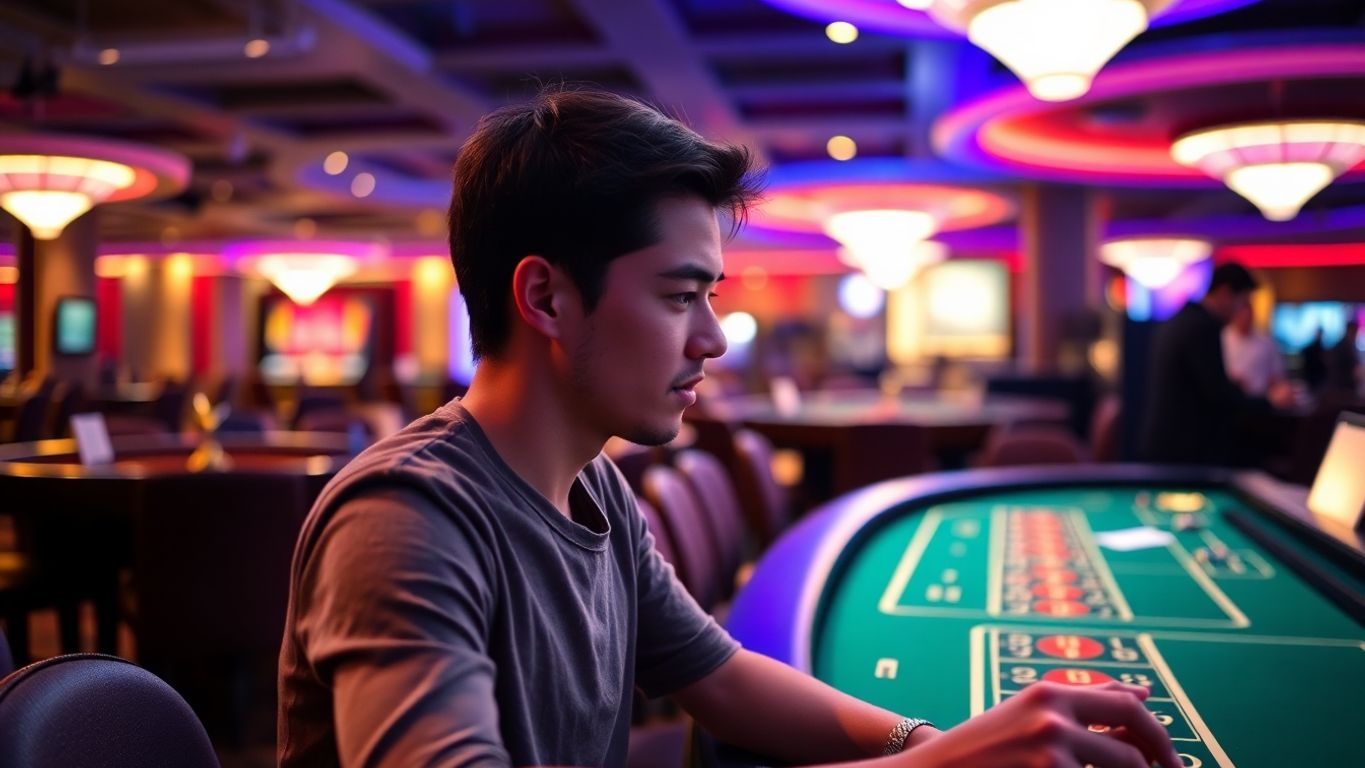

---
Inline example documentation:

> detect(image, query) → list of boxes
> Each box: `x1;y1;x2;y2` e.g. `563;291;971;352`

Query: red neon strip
191;275;215;375
1216;243;1365;269
96;275;121;363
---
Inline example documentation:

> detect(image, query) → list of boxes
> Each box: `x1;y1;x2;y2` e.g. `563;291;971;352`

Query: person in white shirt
1222;301;1285;397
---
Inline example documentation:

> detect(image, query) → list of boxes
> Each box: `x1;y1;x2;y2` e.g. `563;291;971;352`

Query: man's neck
459;358;604;518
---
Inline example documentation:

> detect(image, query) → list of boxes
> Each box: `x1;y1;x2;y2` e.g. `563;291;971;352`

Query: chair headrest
0;653;219;768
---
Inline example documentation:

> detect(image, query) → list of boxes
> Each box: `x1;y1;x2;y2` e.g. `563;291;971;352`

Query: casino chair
730;429;793;548
674;449;748;598
977;424;1086;468
9;387;52;444
642;465;723;612
291;392;349;431
683;413;740;477
129;471;310;746
0;653;219;768
0;629;12;677
1088;394;1122;463
45;380;86;439
151;378;190;433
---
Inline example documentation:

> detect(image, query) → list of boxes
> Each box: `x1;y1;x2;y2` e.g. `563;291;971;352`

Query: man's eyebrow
657;265;726;283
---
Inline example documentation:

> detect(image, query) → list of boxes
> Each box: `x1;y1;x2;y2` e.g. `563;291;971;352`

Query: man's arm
674;649;1181;768
295;489;509;767
672;648;934;762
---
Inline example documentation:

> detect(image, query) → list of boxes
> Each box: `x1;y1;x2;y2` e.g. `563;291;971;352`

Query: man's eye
670;293;696;306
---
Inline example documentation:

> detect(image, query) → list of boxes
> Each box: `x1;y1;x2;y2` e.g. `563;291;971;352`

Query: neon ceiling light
1100;236;1211;288
928;0;1175;101
1172;120;1365;221
0;136;187;240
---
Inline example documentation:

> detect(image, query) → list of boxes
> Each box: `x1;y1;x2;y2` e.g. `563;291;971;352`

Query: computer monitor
1307;411;1365;531
53;296;96;356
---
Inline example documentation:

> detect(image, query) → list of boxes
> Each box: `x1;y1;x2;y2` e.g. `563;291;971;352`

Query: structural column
120;253;193;382
1017;184;1103;373
14;212;100;385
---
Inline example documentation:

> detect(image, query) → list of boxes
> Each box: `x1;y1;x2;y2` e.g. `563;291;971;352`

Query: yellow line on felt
1138;633;1238;768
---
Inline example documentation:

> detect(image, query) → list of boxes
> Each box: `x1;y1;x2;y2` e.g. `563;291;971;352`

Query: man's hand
899;681;1181;768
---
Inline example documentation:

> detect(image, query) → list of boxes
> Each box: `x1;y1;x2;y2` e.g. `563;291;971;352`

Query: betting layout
974;627;1230;768
814;487;1365;768
999;506;1130;620
877;496;1244;629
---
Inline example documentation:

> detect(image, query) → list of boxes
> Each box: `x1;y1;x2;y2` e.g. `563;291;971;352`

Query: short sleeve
294;487;511;767
620;484;740;698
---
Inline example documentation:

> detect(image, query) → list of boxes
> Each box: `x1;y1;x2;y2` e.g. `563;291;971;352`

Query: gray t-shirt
278;401;738;766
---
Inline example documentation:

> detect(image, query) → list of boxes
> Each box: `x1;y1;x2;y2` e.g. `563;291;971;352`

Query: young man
1141;262;1292;465
279;88;1179;767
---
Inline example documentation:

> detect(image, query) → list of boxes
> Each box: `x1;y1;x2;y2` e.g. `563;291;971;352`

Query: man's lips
672;374;704;391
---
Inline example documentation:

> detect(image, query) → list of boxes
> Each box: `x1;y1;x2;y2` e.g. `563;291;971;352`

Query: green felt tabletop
814;487;1365;768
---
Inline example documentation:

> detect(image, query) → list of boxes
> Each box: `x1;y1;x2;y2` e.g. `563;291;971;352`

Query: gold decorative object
186;392;233;472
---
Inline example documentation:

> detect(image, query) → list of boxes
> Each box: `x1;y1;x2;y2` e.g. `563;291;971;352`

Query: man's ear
510;255;576;340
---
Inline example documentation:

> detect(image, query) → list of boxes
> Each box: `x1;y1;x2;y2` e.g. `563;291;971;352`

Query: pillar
14;212;100;386
1017;184;1102;373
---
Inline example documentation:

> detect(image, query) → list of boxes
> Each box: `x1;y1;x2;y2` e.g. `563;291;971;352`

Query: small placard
1307;413;1365;530
1095;526;1175;552
70;412;114;466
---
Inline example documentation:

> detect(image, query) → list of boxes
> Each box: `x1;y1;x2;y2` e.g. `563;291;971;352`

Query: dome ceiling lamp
226;240;386;306
824;209;946;290
1100;236;1211;288
926;0;1176;102
0;135;188;240
1171;120;1365;222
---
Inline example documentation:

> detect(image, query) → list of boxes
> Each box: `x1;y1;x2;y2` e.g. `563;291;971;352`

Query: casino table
721;466;1365;768
695;390;1070;499
0;431;356;656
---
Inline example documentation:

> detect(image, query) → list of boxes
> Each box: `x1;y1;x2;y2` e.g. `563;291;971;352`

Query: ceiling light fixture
1100;236;1211;288
1171;120;1365;221
926;0;1174;101
227;241;384;306
0;136;188;240
825;210;943;289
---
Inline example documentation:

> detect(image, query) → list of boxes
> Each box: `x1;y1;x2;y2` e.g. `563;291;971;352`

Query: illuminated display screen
54;296;96;355
921;260;1009;358
1271;302;1363;353
258;293;374;385
0;311;13;372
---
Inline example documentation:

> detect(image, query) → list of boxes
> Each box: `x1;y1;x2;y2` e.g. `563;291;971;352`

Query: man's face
558;195;728;445
1206;286;1251;325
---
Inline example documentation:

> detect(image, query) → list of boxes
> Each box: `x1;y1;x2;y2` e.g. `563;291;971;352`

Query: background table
722;466;1365;768
0;431;355;656
695;390;1070;501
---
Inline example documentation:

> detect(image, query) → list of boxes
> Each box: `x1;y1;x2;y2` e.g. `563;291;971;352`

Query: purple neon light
933;41;1365;185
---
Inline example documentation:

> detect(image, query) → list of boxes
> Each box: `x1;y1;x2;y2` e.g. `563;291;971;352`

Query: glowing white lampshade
1100;237;1212;288
0;154;138;239
927;0;1172;102
256;253;358;305
1171;120;1365;221
825;210;943;290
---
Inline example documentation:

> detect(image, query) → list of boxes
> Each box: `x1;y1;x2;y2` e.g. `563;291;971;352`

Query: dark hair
449;87;763;360
1208;262;1258;294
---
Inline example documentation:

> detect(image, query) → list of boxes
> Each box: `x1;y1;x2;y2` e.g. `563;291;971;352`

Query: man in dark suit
1141;262;1292;465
